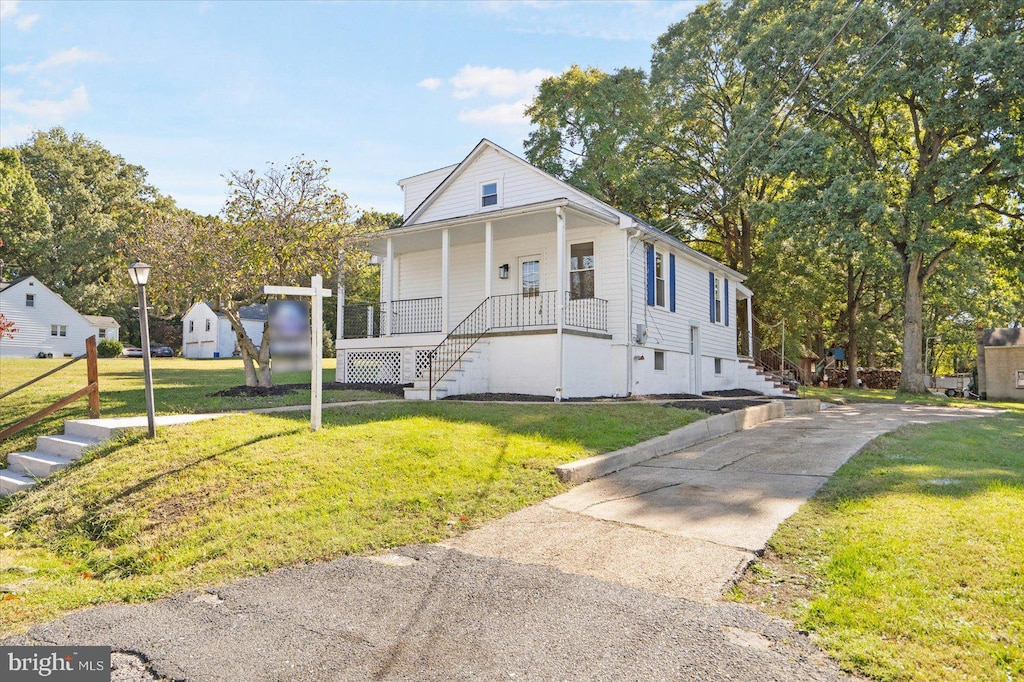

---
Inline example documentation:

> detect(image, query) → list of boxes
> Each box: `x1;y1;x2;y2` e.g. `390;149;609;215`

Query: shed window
98;329;106;339
1017;370;1024;389
481;181;498;207
189;320;194;333
654;252;666;308
50;324;67;337
25;293;35;307
569;242;595;299
654;350;666;371
205;319;212;332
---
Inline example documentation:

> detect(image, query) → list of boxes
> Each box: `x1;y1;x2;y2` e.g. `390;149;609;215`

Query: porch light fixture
127;259;156;437
498;264;509;279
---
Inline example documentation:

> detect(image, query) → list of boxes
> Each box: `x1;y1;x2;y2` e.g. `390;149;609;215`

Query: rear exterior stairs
737;358;798;398
1;413;222;496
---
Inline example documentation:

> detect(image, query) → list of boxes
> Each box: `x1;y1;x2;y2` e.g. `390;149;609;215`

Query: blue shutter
709;272;715;322
646;244;655;307
724;279;730;326
669;254;676;312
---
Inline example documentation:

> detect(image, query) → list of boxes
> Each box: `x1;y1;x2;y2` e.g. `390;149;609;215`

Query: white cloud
5;47;105;74
449;65;555;100
0;0;41;31
417;77;442;91
0;84;91;121
458;98;532;127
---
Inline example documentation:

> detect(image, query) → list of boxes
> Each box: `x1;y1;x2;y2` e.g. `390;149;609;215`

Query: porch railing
564;294;608;332
389;297;442;335
342;303;381;339
490;291;557;328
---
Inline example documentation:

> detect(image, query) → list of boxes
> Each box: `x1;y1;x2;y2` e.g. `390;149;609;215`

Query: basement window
714;358;723;375
654;351;666;371
1017;369;1024;389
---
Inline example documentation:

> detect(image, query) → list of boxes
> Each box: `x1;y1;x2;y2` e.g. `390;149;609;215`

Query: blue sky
1;0;698;216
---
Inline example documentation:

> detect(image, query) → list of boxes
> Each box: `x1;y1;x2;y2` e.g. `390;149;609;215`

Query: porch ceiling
369;199;619;256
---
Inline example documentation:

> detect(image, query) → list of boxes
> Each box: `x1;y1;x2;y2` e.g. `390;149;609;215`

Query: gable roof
0;276;30;293
400;138;746;281
83;315;120;328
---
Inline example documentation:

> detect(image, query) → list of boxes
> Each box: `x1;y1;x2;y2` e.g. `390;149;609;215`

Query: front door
517;255;548;327
689;324;702;395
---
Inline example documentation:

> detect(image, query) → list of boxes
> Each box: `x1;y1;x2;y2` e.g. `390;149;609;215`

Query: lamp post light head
128;259;152;287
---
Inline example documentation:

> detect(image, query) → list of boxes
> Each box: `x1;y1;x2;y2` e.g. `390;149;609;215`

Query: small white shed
182;302;267;359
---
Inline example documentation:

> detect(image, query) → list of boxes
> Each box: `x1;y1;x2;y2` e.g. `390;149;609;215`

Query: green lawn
735;393;1024;681
0;401;705;635
0;356;391;465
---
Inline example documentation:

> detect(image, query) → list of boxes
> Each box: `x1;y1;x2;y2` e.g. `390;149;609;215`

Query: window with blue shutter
724;279;729;326
669;254;676;312
709;272;715;322
646;243;655;307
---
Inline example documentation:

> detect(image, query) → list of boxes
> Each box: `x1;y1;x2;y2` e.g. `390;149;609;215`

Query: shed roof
982;328;1024;347
83;315;121;328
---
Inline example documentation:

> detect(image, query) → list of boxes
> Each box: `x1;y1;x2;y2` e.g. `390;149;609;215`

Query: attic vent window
481;181;498;207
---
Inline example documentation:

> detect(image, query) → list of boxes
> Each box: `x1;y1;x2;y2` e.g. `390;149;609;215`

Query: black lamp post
128;259;156;437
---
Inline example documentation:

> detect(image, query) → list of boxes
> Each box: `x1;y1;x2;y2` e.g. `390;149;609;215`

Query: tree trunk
897;252;928;393
846;263;859;389
222;306;269;388
257;324;273;388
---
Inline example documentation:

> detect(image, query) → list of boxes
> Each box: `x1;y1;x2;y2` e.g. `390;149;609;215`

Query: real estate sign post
262;275;333;431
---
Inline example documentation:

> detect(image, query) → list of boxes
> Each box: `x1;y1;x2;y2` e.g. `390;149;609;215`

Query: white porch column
746;295;754;358
484;221;493;328
384;237;393;336
555;207;566;400
441;228;450;334
336;249;345;350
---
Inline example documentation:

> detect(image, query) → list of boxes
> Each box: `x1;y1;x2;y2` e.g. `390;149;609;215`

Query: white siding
182;303;220;359
396;250;441;300
0;277;104;358
399;165;457;220
414;148;615;225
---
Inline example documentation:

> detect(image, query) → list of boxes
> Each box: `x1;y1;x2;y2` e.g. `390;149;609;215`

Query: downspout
624;227;633;397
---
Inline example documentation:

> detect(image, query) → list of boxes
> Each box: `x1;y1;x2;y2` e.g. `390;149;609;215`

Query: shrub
97;339;123;358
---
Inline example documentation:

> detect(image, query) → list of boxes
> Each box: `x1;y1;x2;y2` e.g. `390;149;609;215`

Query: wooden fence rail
0;336;100;441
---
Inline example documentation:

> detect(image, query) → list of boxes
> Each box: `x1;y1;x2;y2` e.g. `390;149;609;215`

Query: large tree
10;128;167;312
744;0;1024;392
142;157;365;387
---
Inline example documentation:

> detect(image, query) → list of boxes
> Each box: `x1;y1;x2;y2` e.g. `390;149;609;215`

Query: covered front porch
339;198;620;340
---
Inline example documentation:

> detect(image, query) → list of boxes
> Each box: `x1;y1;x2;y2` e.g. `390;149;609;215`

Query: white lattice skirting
345;351;402;383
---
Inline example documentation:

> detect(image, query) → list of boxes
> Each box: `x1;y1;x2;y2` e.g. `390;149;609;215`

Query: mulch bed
209;382;408;398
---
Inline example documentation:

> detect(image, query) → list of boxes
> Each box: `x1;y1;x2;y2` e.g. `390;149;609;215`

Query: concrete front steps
0;413;223;496
737;358;797;398
404;344;489;400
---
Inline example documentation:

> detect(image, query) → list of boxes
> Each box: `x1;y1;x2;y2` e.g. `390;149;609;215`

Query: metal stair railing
428;298;491;399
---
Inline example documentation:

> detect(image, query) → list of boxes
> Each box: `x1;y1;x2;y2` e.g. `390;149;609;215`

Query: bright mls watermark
2;647;110;681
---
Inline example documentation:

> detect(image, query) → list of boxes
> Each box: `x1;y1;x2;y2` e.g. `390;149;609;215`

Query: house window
1017;370;1024;389
205;319;212;332
570;242;595;300
655;252;666;308
714;277;723;323
25;293;35;307
481;181;499;207
521;260;540;297
189;320;195;333
50;324;67;337
714;358;723;375
654;351;666;371
98;329;106;339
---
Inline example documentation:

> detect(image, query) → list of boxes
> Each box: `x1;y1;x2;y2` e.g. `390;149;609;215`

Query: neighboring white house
83;315;121;343
337;139;786;399
0;276;120;358
182;302;267;359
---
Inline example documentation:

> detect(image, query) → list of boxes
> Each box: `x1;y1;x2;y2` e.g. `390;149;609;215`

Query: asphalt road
11;545;848;681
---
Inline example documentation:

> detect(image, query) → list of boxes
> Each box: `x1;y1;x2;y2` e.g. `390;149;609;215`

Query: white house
336;139;785;399
0;276;120;358
182;302;267;359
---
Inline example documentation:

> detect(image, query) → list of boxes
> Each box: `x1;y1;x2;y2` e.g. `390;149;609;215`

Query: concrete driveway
447;402;996;601
5;403;995;681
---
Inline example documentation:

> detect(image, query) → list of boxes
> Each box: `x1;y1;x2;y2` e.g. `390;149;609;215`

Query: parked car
150;345;173;357
121;346;144;358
